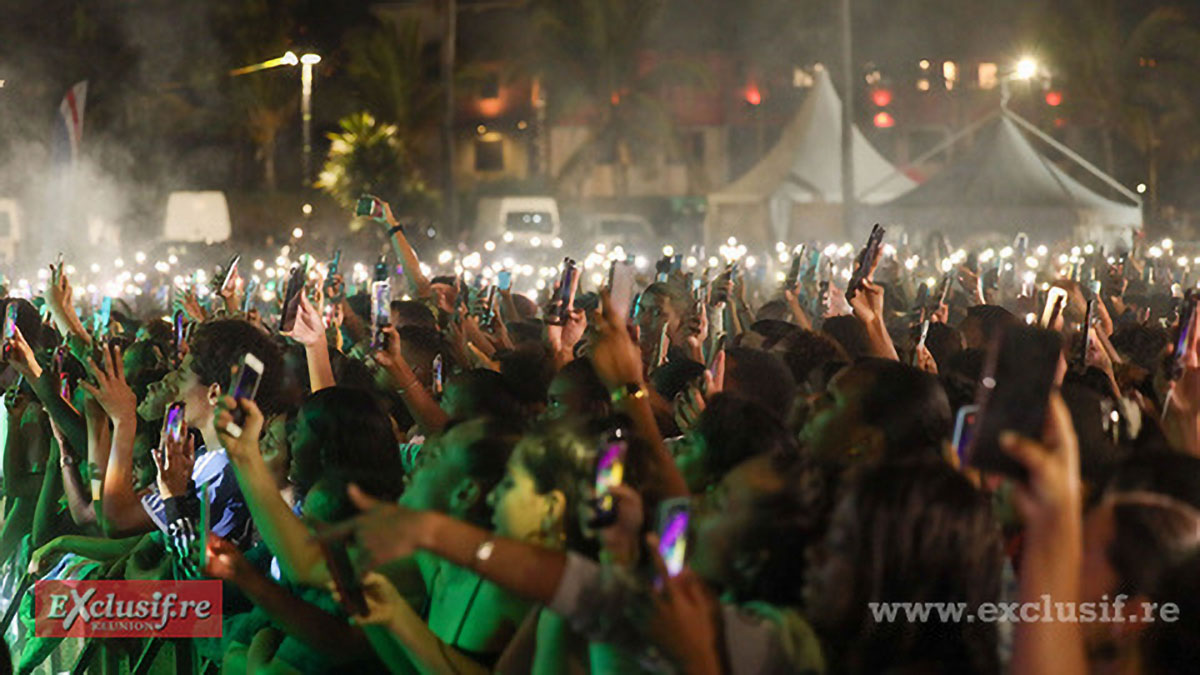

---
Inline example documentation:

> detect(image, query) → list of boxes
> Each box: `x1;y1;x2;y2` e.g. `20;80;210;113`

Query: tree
1038;1;1200;218
316;112;438;227
527;0;710;196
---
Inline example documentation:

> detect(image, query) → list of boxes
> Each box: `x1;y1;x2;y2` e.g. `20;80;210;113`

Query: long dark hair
293;387;403;501
816;461;1002;675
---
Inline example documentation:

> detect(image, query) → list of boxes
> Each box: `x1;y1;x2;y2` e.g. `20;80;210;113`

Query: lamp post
1000;57;1038;108
231;50;321;188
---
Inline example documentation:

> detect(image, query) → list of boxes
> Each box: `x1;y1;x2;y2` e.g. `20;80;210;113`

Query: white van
162;191;232;243
474;196;561;247
0;199;21;265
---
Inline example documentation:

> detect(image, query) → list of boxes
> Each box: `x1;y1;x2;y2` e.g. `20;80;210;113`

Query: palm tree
1038;1;1200;217
527;0;710;196
316;112;438;226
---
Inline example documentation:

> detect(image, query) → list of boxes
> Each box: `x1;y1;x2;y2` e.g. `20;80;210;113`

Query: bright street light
231;50;322;188
1015;58;1038;80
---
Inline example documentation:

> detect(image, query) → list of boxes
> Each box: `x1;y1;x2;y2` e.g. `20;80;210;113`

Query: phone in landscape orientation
162;401;187;447
225;353;265;439
589;429;628;528
355;194;385;221
432;354;444;396
1169;292;1198;381
657;498;690;578
846;224;886;300
608;260;637;321
221;254;241;294
94;296;113;336
278;263;307;333
497;270;512;292
321;534;367;616
966;325;1063;481
953;404;980;465
327;249;342;278
1041;286;1069;329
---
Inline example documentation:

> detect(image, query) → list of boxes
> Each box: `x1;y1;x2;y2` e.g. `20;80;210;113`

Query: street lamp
1000;57;1040;107
231;51;321;188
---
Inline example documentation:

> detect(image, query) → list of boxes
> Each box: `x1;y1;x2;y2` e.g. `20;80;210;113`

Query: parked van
474;196;561;247
162;191;232;243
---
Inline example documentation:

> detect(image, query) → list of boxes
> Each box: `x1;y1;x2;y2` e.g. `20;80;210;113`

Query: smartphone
432;354;444;396
1169;292;1197;381
226;353;265;439
321;536;367;616
657;498;690;578
936;271;953;306
328;249;342;278
355;194;385;221
914;319;931;364
374;256;389;283
608;260;637;321
278;263;307;332
952;404;980;465
784;246;805;291
242;278;259;313
548;259;578;325
1076;298;1095;370
3;302;17;358
589;429;628;529
655;323;670;368
497;270;512;292
846;224;886;300
967;326;1063;481
94;296;113;336
481;286;499;328
221;254;241;294
162;402;186;446
173;310;187;359
1041;286;1069;328
371;279;391;328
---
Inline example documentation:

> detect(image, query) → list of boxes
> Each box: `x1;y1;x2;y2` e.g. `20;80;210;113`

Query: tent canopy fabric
705;67;914;247
868;112;1142;241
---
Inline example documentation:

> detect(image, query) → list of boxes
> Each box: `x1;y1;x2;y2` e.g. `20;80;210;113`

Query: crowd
1;198;1199;675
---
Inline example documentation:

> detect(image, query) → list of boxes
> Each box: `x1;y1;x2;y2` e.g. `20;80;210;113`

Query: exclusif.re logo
35;580;222;638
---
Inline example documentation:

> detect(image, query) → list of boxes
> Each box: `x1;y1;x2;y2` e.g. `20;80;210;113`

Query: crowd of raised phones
1;203;1200;675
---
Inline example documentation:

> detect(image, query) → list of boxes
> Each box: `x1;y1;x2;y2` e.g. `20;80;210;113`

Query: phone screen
328;249;342;278
967;326;1063;481
608;261;637;320
432;354;444;396
356;195;384;221
163;402;186;444
952;405;980;465
95;296;113;335
3;303;17;340
173;310;187;354
1041;287;1069;328
657;499;690;578
226;353;264;438
591;432;627;527
497;270;512;291
279;264;306;332
222;255;241;292
846;224;886;299
372;280;391;327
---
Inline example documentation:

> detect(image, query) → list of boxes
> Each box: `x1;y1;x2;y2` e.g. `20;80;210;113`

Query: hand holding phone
846;224;886;300
226;353;265;438
656;499;690;578
279;263;307;333
355;194;387;222
589;430;628;528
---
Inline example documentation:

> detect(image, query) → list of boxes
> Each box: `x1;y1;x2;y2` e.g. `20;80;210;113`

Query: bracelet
387;224;405;237
610;382;648;404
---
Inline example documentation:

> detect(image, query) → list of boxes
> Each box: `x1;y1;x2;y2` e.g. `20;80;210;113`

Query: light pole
230;50;321;189
1000;57;1038;108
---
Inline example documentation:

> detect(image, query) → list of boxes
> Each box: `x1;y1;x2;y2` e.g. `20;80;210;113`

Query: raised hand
645;533;723;674
4;324;42;380
154;429;195;498
284;292;327;348
589;291;645;389
214;395;265;463
78;343;136;425
204;533;250;583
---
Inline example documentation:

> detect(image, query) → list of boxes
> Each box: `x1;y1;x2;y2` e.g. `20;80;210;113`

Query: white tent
867;110;1142;246
705;67;916;249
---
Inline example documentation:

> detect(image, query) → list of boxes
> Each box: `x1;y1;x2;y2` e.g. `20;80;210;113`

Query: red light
1045;91;1063;107
871;88;893;107
744;84;762;106
873;111;895;128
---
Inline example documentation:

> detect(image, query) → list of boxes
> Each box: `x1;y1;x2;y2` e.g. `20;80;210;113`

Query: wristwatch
610;382;648;404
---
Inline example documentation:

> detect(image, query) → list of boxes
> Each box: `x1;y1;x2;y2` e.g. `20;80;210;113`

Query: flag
57;81;88;163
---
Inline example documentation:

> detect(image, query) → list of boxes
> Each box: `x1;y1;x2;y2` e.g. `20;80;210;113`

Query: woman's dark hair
724;347;796;421
694;394;797;489
446;369;523;423
650;357;705;403
1105;492;1200;598
293;387;403;500
816;460;1002;675
854;358;952;460
778;329;849;388
499;345;556;407
727;452;830;607
451;417;523;528
512;423;601;558
821;315;871;360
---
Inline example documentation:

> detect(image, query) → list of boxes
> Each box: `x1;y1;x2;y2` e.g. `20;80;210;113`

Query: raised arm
381;203;431;299
285;293;336;392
